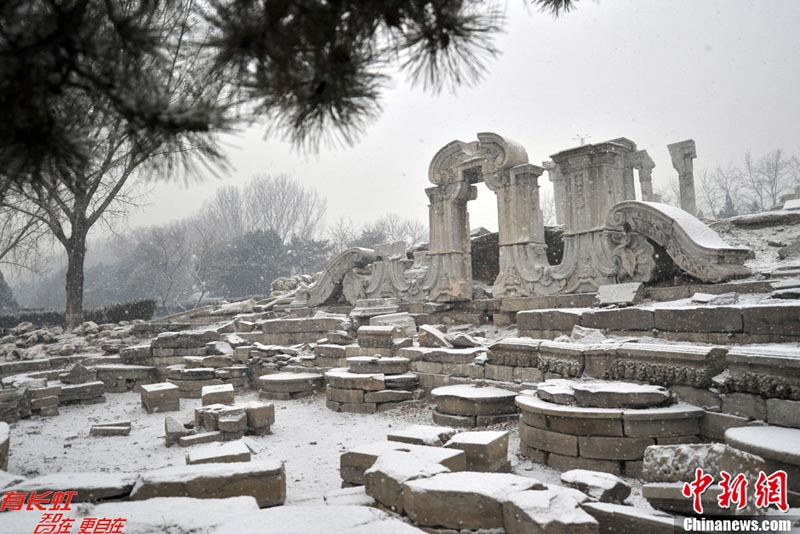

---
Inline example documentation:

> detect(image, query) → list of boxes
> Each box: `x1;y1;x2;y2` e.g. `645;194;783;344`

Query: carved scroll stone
304;247;377;307
606;200;752;282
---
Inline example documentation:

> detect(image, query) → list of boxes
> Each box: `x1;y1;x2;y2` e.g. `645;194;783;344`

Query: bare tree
697;170;722;219
539;189;556;226
327;217;361;254
243;174;326;241
137;222;192;314
0;194;47;271
199;185;247;243
758;149;793;209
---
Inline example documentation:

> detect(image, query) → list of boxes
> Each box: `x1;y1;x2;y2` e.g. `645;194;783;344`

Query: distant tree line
12;174;427;315
656;149;800;219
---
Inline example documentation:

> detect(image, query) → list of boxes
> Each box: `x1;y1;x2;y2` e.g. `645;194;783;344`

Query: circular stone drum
431;385;518;428
257;372;324;400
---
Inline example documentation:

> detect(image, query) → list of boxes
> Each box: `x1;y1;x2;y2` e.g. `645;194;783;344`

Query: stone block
654;306;742;333
326;386;364;404
578;436;655;461
721;392;767;420
484;364;513;382
201;384;235;406
28;385;62;400
742;304;800;336
582;502;675;534
165;416;193;447
31;396;59;411
622;405;704;437
444;430;508;472
340;402;377;414
503;488;599;534
431;385;517;416
325;369;385;391
130;460;285;508
431;409;475;428
369;312;417;336
178;431;224;447
340;440;466;485
520;424;578;456
244;403;275;431
140;382;180;413
347;356;409;375
581;308;655;331
402;472;543;530
363;451;449;514
4;471;136;503
387;424;456;447
766;398;800;428
218;412;248;433
670;385;720;409
185;440;251;465
540;310;582;331
257;372;323;394
642;443;766;484
513;367;544;383
363;390;413;403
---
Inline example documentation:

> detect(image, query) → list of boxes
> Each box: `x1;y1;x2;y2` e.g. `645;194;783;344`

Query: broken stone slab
570;325;607;344
364;450;450;514
5;471;137;502
643;482;758;516
369;312;417;337
402;472;544;530
178;431;224;447
570;381;671;409
228;504;424;533
90;420;132;437
725;425;800;489
503;488;599;534
201;383;235;406
560;469;631;504
218;412;248;433
59;381;105;404
691;292;739;305
185;440;251;465
431;385;518;416
257;372;323;394
384;372;418;390
536;379;577;405
582;502;676;534
642;443;766;485
130;460;286;508
387;424;457;447
184;355;234;368
61;363;95;385
418;325;452;348
444;430;509;472
325;330;356;345
165;416;193;447
346;356;409;375
152;330;221;349
445;332;481;348
325;368;385;391
356;325;404;349
596;282;644;307
340;440;466;485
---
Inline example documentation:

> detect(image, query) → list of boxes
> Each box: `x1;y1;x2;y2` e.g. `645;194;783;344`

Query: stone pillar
549;138;639;293
667;140;697;215
486;163;548;298
423;182;477;302
630;149;656;201
543;160;566;225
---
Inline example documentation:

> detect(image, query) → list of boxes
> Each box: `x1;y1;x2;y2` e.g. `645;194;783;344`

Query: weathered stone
165;416;193;447
218;412;248;433
622;404;704;438
581;308;655;332
62;363;94;385
700;410;749;441
140;382;180;413
547;453;622;476
387;424;456;447
326;386;364;404
570;382;670;409
369;312;417;337
5;471;136;502
178;431;224;447
340;440;466;485
431;385;517;416
766;398;800;429
560;469;631;504
445;332;481;348
503;488;599;534
201;383;235;406
364;451;449;514
642;443;766;484
419;325;452;348
444;430;509;472
578;436;655;461
257;372;323;394
90;421;131;437
596;282;644;307
340;402;377;414
721;392;767;420
520;424;577;456
347;356;409;375
363;389;413;403
356;325;403;348
185;440;251;465
582;502;675;534
130;460;286;508
402;472;544;530
654;306;742;333
325;368;385;391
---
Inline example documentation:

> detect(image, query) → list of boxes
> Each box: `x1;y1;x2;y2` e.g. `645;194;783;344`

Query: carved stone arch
606;201;751;282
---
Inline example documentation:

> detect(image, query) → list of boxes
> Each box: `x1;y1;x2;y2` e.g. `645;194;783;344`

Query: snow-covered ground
6;389;651;508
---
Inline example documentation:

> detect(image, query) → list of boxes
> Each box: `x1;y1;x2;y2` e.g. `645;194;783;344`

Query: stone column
630;150;656;201
543;160;566;225
423;182;477;302
667;140;697;215
486;163;548;298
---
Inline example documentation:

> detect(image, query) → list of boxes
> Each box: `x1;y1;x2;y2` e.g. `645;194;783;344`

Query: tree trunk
65;233;87;329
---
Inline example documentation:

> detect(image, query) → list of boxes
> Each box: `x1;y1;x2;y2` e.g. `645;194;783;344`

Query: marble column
667;140;698;215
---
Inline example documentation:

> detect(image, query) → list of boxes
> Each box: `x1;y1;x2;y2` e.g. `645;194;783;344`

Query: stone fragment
363;390;413;403
445;430;509;472
560;469;631;504
418;325;452;348
642;443;766;487
347;356;409;375
402;472;544;530
165;416;193;447
325;368;385;391
130;460;286;508
369;312;417;337
61;363;94;385
185;440;251;465
340;440;466;485
596;282;644;307
445;332;481;348
178;431;224;447
431;385;518;416
201;383;235;406
387;424;457;447
257;372;323;394
364;451;449;513
90;421;132;437
582;502;676;534
4;472;136;502
503;488;600;534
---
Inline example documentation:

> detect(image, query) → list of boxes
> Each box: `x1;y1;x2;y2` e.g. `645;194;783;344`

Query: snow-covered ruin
2;134;800;533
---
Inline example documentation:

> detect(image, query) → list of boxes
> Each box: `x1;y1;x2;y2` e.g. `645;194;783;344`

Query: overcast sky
129;0;800;234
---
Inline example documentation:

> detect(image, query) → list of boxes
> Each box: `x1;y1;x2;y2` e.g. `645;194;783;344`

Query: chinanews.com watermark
679;516;798;533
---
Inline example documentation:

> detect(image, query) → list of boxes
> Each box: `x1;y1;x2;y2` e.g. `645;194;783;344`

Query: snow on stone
430;385;517;400
227;504;425;533
366;450;450;483
445;430;506;445
725;426;800;465
404;472;543;502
